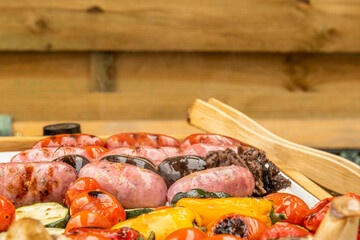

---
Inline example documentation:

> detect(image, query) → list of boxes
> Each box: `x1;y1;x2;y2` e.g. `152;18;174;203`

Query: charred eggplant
99;154;157;173
157;156;207;188
53;154;90;173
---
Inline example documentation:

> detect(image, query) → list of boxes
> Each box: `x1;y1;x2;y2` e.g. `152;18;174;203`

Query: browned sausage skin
105;132;180;150
167;166;255;203
11;147;92;163
0;162;77;207
181;143;238;158
180;133;245;149
79;161;167;209
33;134;104;148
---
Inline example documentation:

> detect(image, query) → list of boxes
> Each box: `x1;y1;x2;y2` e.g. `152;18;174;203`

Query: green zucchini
125;208;154;219
16;202;70;228
171;189;232;205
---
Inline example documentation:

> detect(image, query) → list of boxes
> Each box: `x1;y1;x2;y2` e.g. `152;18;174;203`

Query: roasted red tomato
0;195;15;232
84;146;109;159
65;177;103;207
33;133;104;148
304;192;360;233
259;223;312;240
204;235;245;240
265;193;309;226
70;190;126;226
65;227;144;240
164;228;206;240
65;211;112;232
105;132;180;150
206;213;267;240
180;133;246;149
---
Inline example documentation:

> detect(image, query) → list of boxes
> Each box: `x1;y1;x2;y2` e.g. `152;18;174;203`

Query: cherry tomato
65;211;112;232
65;177;103;207
206;214;267;240
70;190;126;226
204;235;245;240
265;193;309;226
259;223;312;240
0;195;15;232
84;146;109;159
73;232;110;240
304;192;360;233
164;228;206;240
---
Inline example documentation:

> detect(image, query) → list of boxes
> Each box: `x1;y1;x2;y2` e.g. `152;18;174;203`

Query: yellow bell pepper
112;207;202;240
176;197;275;227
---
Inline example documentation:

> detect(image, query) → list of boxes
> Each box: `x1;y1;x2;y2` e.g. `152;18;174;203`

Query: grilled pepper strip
171;189;232;205
176;197;283;227
111;207;201;240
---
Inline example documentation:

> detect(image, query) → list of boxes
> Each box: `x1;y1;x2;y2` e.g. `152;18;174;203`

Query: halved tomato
65;211;112;232
65;177;103;207
70;190;126;226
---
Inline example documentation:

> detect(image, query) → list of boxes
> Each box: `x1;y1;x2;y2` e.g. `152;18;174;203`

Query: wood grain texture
2;92;360;120
89;52;116;92
9;119;360;149
187;99;360;195
0;0;359;52
1;52;360;121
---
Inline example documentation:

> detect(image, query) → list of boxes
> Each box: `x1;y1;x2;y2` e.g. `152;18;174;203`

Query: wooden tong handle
208;98;359;172
188;99;360;196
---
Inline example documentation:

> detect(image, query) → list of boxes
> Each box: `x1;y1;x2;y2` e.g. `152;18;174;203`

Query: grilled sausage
79;161;167;209
101;146;180;166
180;133;245;149
32;134;104;148
105;132;180;150
0;162;77;207
10;147;92;163
167;166;255;202
181;143;238;158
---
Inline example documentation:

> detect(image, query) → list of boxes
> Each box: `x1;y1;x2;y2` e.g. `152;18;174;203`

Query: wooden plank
89;52;116;92
1;91;360;120
0;52;89;94
11;119;360;149
0;0;359;52
1;52;360;121
2;52;360;95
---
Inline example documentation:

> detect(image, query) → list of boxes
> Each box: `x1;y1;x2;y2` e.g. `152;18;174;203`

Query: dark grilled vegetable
171;189;231;205
53;154;90;173
99;154;157;173
157;156;207;188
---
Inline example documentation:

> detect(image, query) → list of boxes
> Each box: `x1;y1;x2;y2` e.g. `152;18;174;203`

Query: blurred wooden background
0;0;360;148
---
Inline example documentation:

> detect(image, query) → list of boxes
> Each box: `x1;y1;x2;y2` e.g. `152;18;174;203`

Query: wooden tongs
187;98;360;199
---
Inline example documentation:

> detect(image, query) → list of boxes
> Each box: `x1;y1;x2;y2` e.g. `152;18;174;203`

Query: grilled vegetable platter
0;132;359;240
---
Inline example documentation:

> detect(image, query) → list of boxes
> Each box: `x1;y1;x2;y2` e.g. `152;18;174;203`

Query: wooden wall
0;1;360;124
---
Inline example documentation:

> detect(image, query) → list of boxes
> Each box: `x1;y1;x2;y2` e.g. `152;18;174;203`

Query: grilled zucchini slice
16;202;70;228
